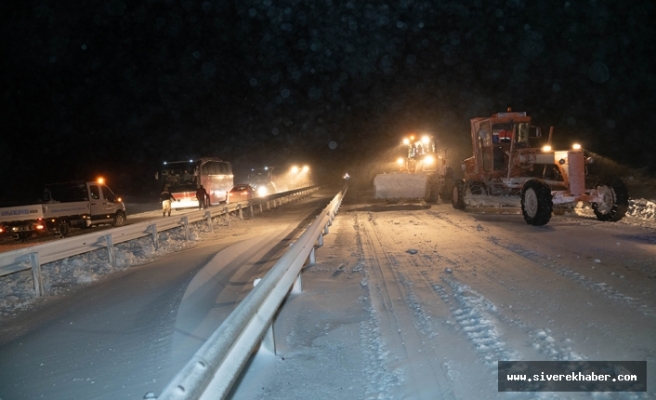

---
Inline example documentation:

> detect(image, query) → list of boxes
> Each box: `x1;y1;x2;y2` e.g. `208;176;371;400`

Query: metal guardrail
152;187;346;400
0;187;318;296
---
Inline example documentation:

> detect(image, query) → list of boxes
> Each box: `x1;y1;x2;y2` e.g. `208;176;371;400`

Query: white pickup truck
0;180;126;240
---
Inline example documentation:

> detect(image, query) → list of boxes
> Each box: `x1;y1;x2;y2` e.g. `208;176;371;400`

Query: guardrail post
323;223;329;235
237;204;243;220
182;216;190;240
148;224;158;250
204;211;213;233
249;203;254;217
259;202;263;213
316;233;324;248
266;200;271;210
307;247;316;267
224;207;230;227
28;252;44;297
105;234;116;267
259;323;276;355
291;272;303;294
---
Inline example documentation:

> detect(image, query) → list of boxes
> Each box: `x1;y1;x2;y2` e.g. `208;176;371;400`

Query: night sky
2;0;655;201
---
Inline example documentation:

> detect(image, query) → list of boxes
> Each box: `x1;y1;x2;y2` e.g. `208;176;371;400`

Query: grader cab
451;111;629;226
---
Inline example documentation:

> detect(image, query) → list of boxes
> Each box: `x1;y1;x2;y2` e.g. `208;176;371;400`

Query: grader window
516;123;530;145
492;123;513;143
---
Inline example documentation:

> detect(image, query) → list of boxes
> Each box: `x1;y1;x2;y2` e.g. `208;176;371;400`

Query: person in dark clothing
196;185;208;210
160;187;177;217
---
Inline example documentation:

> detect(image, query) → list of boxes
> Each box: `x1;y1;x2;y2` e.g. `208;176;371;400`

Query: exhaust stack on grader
451;111;629;226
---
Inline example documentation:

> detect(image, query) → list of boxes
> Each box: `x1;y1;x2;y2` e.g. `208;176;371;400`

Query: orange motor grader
451;111;629;226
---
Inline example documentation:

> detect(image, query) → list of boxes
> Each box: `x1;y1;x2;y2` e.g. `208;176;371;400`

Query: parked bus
156;157;233;209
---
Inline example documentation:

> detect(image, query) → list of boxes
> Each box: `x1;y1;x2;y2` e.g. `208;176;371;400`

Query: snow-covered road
0;192;333;399
232;196;656;400
0;187;655;400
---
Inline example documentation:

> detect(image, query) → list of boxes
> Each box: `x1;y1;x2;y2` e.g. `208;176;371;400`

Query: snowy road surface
0;191;332;399
232;196;656;400
1;187;655;400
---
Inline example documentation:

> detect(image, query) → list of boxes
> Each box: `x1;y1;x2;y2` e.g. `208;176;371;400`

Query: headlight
572;143;581;150
424;155;434;165
541;145;552;152
397;158;405;166
257;186;268;196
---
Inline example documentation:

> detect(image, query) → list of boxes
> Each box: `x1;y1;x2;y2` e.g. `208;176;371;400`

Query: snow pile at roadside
627;198;656;220
0;220;214;319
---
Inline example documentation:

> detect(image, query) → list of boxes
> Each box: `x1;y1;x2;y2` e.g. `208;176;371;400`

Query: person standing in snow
195;185;208;210
160;187;177;217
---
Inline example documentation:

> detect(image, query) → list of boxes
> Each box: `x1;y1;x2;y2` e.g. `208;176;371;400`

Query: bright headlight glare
424;155;434;165
541;145;552;152
397;158;405;165
421;135;430;144
572;143;581;150
402;138;410;145
257;186;268;196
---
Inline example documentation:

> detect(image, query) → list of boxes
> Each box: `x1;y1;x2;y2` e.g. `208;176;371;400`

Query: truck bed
0;202;90;223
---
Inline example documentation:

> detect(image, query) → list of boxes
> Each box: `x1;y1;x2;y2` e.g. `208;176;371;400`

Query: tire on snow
440;167;455;201
58;220;70;238
113;211;126;227
592;179;629;222
451;179;466;210
521;179;553;226
426;173;440;203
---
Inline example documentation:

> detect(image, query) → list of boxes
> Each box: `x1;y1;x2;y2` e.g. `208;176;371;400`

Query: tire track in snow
419;208;652;399
425;275;651;400
414;212;595;361
354;212;456;400
487;237;656;318
362;210;570;399
352;214;402;400
431;275;585;362
431;209;656;318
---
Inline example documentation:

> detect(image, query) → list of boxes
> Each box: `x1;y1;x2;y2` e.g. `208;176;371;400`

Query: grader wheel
592;179;629;222
521;179;553;226
451;179;466;210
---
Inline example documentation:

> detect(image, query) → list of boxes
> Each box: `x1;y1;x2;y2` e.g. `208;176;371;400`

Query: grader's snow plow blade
373;173;429;199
